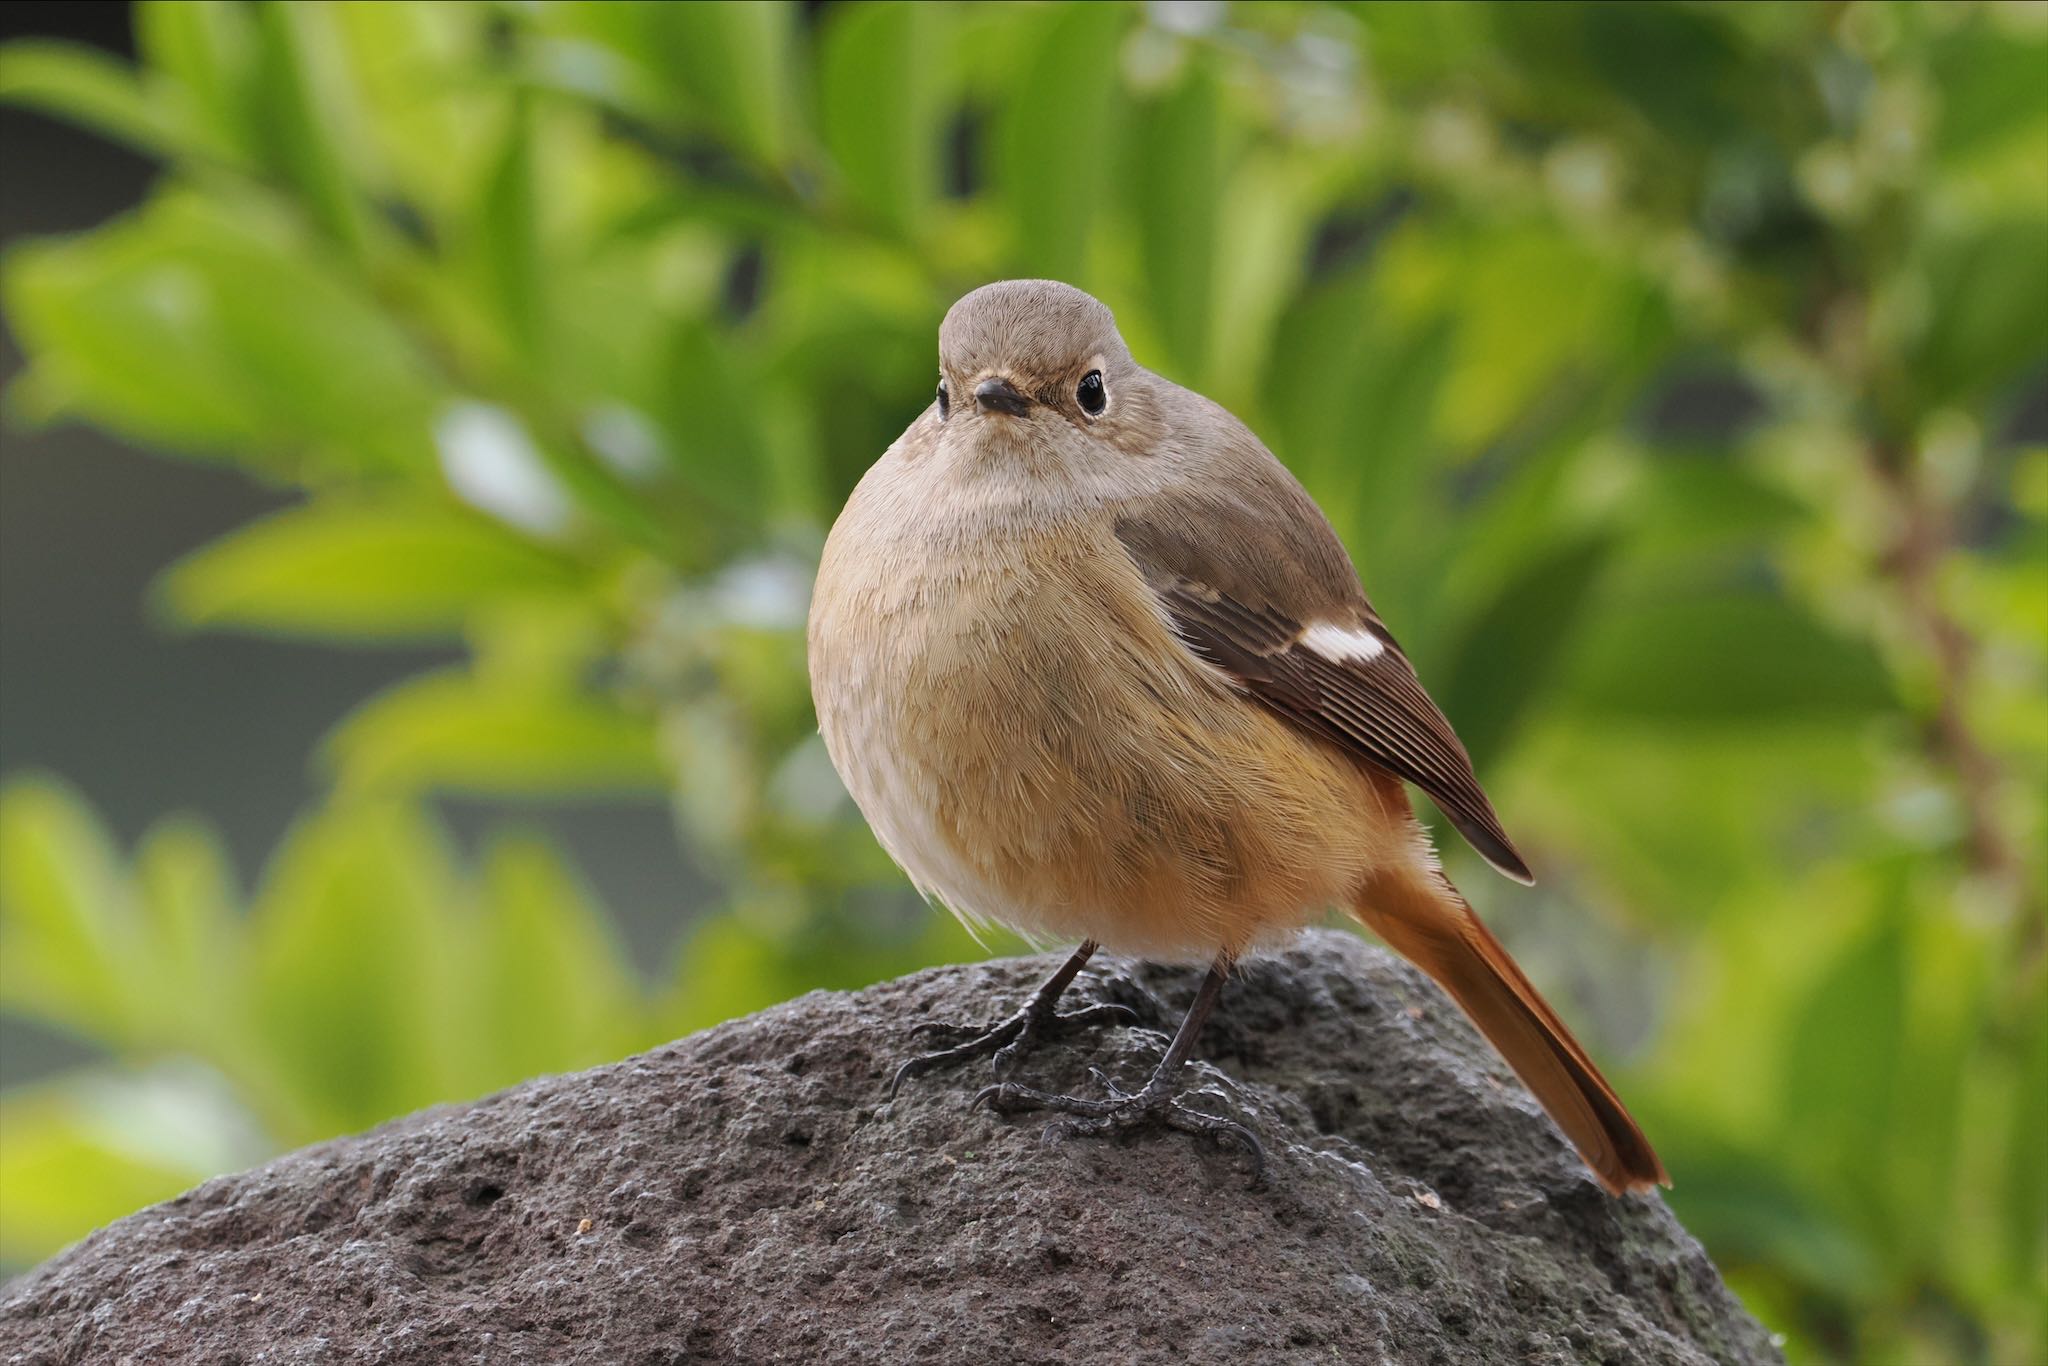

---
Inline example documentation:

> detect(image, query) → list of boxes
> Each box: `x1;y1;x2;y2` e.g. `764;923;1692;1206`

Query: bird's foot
972;1067;1266;1183
889;1000;1137;1100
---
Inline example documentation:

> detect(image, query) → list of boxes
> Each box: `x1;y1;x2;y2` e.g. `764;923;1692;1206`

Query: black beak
974;376;1032;417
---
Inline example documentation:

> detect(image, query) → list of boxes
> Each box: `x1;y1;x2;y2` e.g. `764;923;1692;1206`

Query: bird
806;278;1668;1196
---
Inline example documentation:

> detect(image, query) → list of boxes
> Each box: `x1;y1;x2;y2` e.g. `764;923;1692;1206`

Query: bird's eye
936;378;949;419
1077;369;1106;416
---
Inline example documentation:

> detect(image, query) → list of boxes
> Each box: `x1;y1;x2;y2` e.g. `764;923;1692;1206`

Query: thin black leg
1127;958;1227;1102
888;940;1136;1099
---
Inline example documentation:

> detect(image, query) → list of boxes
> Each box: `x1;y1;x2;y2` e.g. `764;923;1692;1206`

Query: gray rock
1;930;1778;1365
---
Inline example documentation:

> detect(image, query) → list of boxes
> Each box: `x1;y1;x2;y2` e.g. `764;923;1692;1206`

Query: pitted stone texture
0;931;1777;1365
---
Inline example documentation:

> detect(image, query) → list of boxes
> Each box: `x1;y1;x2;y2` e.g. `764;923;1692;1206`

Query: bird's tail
1349;867;1668;1196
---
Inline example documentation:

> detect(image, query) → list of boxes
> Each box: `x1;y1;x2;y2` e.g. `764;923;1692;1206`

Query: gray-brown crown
937;279;1130;387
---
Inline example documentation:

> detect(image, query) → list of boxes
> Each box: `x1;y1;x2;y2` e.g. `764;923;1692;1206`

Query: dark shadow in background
0;3;704;1089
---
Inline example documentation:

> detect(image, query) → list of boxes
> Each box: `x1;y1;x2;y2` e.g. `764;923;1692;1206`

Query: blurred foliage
0;2;2042;1360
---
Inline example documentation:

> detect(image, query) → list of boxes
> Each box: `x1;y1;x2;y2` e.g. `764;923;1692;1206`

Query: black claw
886;1001;1134;1101
970;1082;1024;1113
888;1016;1027;1099
905;954;1260;1184
1084;1065;1128;1099
1067;1002;1142;1028
974;1074;1266;1183
1166;1103;1267;1185
974;1081;1074;1116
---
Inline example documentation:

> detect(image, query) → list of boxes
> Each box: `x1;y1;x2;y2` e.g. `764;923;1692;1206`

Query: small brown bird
807;279;1667;1195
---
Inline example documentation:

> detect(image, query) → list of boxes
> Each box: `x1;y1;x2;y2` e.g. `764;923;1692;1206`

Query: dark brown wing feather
1144;575;1533;884
1114;483;1533;885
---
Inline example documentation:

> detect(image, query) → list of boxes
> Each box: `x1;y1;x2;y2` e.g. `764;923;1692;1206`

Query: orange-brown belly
809;510;1416;961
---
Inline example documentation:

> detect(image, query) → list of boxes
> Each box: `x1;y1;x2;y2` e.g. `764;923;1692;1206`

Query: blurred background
0;2;2040;1359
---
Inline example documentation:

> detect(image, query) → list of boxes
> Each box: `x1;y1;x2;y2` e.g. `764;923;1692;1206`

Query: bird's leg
888;940;1136;1099
972;957;1265;1180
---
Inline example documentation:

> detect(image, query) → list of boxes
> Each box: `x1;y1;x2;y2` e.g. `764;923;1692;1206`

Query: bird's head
932;280;1145;460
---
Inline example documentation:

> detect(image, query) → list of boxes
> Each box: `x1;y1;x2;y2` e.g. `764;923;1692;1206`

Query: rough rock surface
2;931;1777;1365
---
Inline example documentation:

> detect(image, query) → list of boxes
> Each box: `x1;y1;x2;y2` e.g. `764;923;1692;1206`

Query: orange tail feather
1351;868;1668;1196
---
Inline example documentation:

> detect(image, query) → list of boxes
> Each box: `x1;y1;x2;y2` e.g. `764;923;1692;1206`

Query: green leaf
326;3;500;227
0;1065;264;1266
1579;2;1746;146
1661;1139;1879;1303
1265;275;1456;591
645;0;797;167
995;2;1130;280
664;902;1012;1040
1265;278;1365;484
467;835;642;1091
1626;455;1807;562
1913;219;2048;408
248;803;462;1136
1782;894;1907;1211
248;1;368;258
133;815;243;1042
157;501;580;642
323;670;667;797
1129;55;1224;385
2006;974;2048;1279
1438;533;1616;773
1344;314;1458;537
0;778;141;1046
135;0;260;168
476;92;547;366
1207;153;1318;414
1403;225;1650;452
664;910;808;1038
1929;25;2048;162
2;196;440;474
1350;2;1490;84
1563;590;1896;723
654;317;770;530
818;1;949;234
0;39;198;161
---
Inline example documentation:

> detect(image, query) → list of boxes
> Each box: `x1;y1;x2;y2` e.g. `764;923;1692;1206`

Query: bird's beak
974;376;1032;418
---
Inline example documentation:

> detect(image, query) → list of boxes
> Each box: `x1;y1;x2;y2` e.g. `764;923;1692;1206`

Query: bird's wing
1111;443;1532;884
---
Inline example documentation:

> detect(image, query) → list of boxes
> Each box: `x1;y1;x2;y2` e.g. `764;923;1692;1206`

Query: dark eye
936;377;949;419
1077;369;1106;416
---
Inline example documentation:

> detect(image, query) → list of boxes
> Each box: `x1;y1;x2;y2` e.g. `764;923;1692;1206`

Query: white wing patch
1300;621;1385;663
